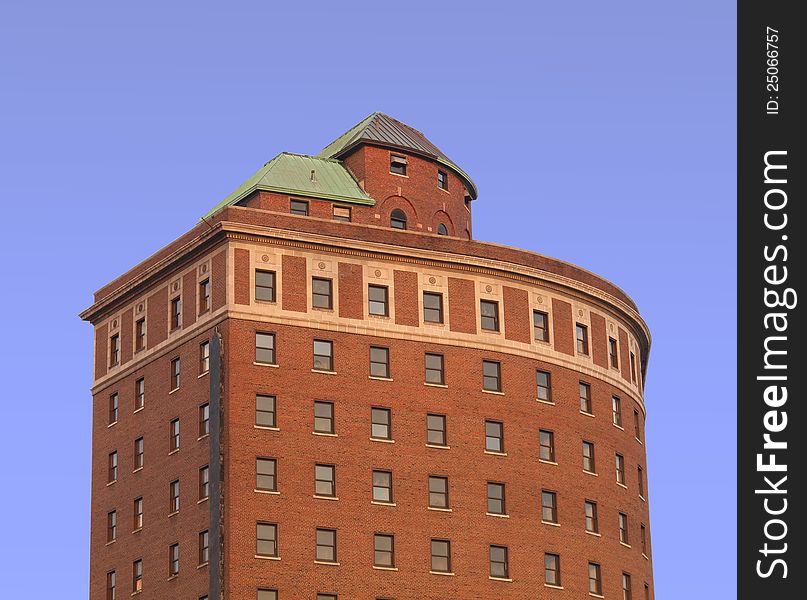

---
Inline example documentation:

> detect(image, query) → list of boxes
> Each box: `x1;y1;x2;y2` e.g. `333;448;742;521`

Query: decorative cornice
82;218;651;374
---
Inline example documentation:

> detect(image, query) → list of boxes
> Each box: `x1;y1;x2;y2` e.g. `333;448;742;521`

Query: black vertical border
738;1;804;598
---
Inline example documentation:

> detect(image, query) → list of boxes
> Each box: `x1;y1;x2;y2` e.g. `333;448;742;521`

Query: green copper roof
318;112;478;199
203;152;372;218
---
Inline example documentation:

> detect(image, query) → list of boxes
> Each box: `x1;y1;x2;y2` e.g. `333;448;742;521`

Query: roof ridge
317;112;378;158
280;151;345;164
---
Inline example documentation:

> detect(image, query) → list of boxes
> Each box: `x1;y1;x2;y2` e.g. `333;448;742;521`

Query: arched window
437;223;448;236
390;209;407;230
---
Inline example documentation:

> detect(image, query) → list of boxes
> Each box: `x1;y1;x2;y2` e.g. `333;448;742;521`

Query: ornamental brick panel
393;270;419;327
281;254;307;313
551;298;574;356
338;262;364;320
503;285;531;344
590;312;609;369
447;277;476;334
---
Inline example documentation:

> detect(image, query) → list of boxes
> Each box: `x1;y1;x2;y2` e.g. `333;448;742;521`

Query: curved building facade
84;113;653;600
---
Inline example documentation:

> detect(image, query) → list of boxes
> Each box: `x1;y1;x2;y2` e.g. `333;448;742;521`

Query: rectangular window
579;382;592;414
312;278;333;310
313;339;334;371
256;332;276;365
290;199;309;216
585;500;599;533
106;571;115;600
169;418;180;452
134;437;144;470
374;534;395;567
487;481;506;515
426;414;447;446
613;396;623;426
641;524;648;555
315;464;335;497
169;480;180;513
371;407;391;440
480;300;499;331
431;539;451;572
437;169;448;190
545;553;561;586
133;497;143;530
256;394;276;428
169;543;179;577
199;466;209;500
630;351;638;383
199;403;210;437
623;573;633;600
533;310;549;342
199;279;210;314
589;562;603;595
536;370;552;402
332;205;351;222
638;466;645;498
199;531;209;565
609;337;619;368
132;559;142;593
634;410;642;441
198;342;210;375
256;522;278;557
108;451;117;483
134;378;145;411
109;393;118;424
539;429;555;462
109;334;120;367
482;360;501;392
619;512;630;544
256;458;277;492
368;285;389;316
135;318;146;352
616;453;626;485
425;353;445;384
576;323;589;355
485;420;503;453
316;528;337;563
107;510;117;542
389;154;407;175
372;470;393;503
314;401;335;434
170;357;180;390
423;292;444;323
369;346;390;378
428;475;449;509
489;545;509;579
171;297;182;330
258;590;278;600
255;270;276;302
541;490;558;523
582;441;596;473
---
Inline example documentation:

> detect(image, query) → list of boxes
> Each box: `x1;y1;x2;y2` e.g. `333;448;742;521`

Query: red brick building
82;112;654;600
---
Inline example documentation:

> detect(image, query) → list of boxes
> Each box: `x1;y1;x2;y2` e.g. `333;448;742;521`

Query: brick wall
89;328;214;600
221;318;653;599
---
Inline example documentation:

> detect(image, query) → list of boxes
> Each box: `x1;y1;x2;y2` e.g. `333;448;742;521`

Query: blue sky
0;1;735;597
